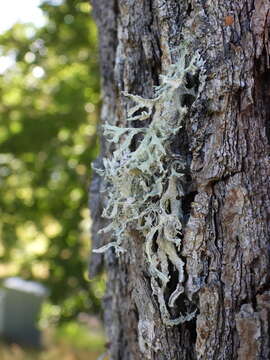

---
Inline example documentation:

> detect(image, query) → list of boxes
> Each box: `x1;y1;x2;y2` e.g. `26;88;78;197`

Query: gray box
0;277;48;347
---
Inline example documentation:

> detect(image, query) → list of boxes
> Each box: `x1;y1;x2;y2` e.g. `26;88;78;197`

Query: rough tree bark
89;1;270;359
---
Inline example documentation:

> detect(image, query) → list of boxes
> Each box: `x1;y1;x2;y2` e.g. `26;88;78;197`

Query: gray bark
89;0;270;359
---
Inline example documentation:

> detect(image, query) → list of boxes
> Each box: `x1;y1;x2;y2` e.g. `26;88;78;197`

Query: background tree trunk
89;1;270;359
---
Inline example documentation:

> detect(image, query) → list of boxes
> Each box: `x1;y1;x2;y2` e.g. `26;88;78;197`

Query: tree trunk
89;0;270;359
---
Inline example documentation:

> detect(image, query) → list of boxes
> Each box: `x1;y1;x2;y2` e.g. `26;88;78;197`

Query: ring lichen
94;46;202;326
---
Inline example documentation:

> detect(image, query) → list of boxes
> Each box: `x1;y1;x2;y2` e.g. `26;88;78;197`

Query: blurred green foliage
55;321;104;351
0;0;103;321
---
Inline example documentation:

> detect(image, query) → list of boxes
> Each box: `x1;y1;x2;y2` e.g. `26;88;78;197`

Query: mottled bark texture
89;0;270;359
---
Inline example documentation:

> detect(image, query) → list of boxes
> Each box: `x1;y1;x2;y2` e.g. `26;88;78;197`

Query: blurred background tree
0;0;103;323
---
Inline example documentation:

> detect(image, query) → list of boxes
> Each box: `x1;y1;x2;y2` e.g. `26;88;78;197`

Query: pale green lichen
94;46;202;326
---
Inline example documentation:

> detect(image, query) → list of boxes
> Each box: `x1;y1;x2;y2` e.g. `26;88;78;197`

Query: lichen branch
94;46;202;325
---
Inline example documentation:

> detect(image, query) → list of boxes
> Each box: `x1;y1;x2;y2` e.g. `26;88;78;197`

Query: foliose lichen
93;46;202;326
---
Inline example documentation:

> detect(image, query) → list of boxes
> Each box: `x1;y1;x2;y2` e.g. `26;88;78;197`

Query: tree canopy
0;0;102;321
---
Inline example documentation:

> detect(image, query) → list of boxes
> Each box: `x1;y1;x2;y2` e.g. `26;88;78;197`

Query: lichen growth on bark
94;46;202;326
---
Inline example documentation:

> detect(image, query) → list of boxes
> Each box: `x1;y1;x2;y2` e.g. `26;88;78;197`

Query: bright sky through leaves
0;0;48;74
0;0;46;33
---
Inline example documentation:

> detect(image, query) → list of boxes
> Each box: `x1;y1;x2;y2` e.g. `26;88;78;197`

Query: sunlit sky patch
0;0;65;75
0;0;53;74
0;54;15;74
0;0;46;34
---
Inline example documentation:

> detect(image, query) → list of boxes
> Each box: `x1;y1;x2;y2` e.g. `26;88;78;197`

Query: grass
0;343;103;360
0;321;106;360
